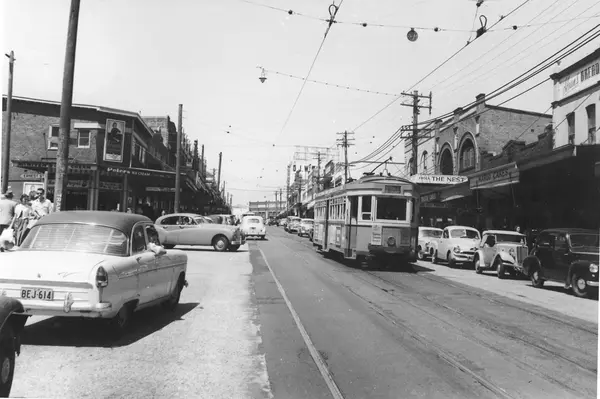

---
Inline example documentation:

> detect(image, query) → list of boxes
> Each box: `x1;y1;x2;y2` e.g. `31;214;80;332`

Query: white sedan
0;211;188;337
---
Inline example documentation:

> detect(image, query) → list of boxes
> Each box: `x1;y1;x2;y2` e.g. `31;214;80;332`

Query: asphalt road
254;227;598;399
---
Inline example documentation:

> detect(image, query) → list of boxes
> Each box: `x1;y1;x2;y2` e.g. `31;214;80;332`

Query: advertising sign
469;162;520;190
554;57;600;101
104;119;126;162
23;182;44;196
410;174;468;185
371;224;383;246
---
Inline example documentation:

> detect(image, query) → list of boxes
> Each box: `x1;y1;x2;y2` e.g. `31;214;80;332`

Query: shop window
47;125;59;150
587;104;596;144
460;140;475;172
77;130;90;148
567;112;575;145
439;148;454;175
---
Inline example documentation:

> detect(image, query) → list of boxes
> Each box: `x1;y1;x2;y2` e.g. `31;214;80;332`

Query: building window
421;151;428;173
567;112;575;145
587;104;596;144
439;148;453;175
460;139;475;172
47;125;59;150
77;130;90;148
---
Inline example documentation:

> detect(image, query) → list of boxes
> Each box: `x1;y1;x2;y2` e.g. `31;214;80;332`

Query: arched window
421;151;428;173
460;139;475;171
439;148;453;175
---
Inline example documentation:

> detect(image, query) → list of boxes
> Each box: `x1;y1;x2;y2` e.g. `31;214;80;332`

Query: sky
2;0;599;206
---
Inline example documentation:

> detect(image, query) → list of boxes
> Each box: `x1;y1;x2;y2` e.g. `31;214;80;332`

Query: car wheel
213;236;229;252
432;250;439;264
495;258;506;279
163;244;175;249
530;269;544;288
163;278;183;311
110;304;133;339
447;252;456;268
417;249;424;261
229;245;240;252
474;255;482;274
0;326;16;398
571;274;590;298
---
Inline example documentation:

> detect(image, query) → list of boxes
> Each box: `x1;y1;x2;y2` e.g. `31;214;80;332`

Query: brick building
2;96;215;215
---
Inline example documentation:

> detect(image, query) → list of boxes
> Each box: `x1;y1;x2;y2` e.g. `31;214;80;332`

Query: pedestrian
31;188;53;223
0;190;17;236
13;194;32;246
515;225;521;233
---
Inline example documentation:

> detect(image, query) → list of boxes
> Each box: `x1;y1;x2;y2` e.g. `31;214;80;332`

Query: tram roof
314;174;416;199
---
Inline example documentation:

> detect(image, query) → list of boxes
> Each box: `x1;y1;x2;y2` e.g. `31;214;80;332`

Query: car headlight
590;263;598;273
453;245;461;253
509;248;516;257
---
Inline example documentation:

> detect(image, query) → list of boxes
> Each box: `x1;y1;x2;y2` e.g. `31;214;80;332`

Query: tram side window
376;197;408;221
361;196;372;221
349;196;358;222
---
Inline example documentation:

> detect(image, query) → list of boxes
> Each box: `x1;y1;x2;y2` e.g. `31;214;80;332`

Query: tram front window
376;197;408;221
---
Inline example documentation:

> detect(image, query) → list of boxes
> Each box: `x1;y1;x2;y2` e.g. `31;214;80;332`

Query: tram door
346;196;359;257
323;198;330;251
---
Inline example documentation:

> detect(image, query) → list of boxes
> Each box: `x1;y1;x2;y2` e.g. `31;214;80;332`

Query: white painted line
258;247;345;399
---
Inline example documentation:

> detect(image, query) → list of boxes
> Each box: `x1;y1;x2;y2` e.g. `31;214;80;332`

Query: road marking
257;247;345;399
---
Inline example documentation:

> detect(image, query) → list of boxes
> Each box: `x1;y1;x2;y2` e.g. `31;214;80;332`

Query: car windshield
494;233;525;243
421;229;442;238
569;233;600;249
302;220;313;225
20;223;129;256
450;228;480;239
376;197;407;221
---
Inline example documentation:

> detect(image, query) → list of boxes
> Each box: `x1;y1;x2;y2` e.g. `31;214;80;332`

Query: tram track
264;229;597;398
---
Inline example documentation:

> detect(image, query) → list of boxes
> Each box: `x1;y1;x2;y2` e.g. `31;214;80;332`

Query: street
11;226;597;399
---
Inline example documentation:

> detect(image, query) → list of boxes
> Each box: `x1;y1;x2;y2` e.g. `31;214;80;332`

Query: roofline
2;95;159;139
549;47;600;80
484;105;552;119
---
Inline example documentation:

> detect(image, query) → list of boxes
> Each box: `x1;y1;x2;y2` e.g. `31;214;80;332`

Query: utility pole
336;130;355;184
212;168;216;188
201;144;205;178
279;188;283;212
217;151;222;191
54;0;81;212
1;51;15;194
313;151;322;193
174;104;183;213
400;91;432;176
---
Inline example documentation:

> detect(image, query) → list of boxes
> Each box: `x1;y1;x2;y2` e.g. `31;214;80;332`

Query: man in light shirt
31;188;53;220
0;190;17;236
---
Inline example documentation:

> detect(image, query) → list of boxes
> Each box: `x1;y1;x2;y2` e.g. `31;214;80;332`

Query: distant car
432;225;481;268
0;211;188;338
285;217;300;233
298;219;314;237
417;227;443;260
279;219;287;227
156;213;245;252
0;297;28;397
523;228;599;298
240;216;266;240
473;230;528;278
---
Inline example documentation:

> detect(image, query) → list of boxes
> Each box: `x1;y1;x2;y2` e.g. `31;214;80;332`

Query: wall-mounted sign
470;162;520;190
20;172;43;180
100;182;123;191
420;191;441;203
554;57;600;102
410;174;468;185
103;119;126;162
146;187;176;192
47;179;89;189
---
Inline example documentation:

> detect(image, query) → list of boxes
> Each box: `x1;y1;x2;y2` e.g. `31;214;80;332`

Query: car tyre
530;269;544;288
571;274;590;298
163;278;183;311
495;258;506;279
0;325;16;398
163;244;175;249
432;250;439;264
417;249;424;261
213;236;229;252
110;303;133;339
474;255;482;274
447;252;456;268
229;245;240;252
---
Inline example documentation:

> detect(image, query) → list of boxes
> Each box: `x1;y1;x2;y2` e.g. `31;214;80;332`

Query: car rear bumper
587;281;599;287
14;298;113;318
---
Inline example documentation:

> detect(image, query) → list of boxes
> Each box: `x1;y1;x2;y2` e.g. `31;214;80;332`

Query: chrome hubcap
217;241;225;250
533;271;539;281
1;357;10;384
576;278;586;290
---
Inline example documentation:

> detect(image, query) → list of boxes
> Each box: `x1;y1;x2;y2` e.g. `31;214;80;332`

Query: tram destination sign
410;174;468;185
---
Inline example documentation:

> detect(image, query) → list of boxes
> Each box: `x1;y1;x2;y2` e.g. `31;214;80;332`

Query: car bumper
452;253;474;263
13;298;113;318
587;281;599;287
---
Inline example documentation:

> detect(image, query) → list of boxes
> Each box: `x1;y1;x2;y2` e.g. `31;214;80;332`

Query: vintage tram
313;175;420;266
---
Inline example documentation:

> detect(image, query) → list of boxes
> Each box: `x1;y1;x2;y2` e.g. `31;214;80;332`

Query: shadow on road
178;247;249;253
527;284;599;301
22;302;200;348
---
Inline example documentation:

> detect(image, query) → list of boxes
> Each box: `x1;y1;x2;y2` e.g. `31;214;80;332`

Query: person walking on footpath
0;190;17;236
13;194;32;246
30;188;53;229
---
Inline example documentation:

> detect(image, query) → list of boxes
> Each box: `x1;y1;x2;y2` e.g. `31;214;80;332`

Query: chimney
476;93;486;114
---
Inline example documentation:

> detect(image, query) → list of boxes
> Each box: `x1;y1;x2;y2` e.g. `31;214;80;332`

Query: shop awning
469;162;520;190
306;199;315;210
442;194;466;202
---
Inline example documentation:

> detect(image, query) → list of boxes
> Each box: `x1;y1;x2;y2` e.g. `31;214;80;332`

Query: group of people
0;187;54;250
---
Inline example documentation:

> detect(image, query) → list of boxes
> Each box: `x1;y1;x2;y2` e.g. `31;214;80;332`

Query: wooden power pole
217;152;222;191
336;130;355;184
1;51;15;194
400;91;432;176
174;104;183;212
201;144;205;178
54;0;81;212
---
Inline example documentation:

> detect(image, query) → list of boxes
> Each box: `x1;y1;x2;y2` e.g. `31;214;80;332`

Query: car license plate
21;288;54;301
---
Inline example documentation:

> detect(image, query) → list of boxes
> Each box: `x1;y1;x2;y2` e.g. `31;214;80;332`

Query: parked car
473;230;528;278
298;219;314;237
240;216;266;240
417;227;443;260
523;228;599;298
432;225;481;268
156;213;245;251
279;219;287;227
0;211;188;338
285;217;300;232
0;297;28;397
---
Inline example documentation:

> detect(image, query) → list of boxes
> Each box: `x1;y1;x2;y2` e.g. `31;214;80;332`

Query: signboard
470;162;520;190
410;174;468;185
100;182;123;191
23;182;44;196
20;172;43;180
371;224;383;246
47;179;89;189
420;191;441;203
383;185;403;194
554;57;600;101
103;119;126;162
147;187;176;192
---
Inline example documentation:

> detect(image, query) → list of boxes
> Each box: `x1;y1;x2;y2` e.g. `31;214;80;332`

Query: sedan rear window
247;218;262;224
20;223;129;256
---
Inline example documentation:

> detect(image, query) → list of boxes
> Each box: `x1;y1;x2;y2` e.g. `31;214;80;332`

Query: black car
0;297;28;397
523;228;599;298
